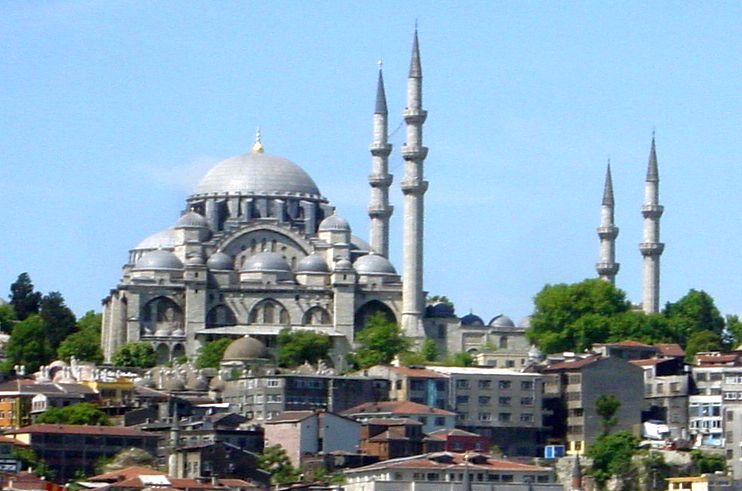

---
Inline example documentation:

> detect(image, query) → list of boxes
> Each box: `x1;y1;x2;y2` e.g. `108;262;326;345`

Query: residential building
423;428;489;453
0;379;98;429
361;366;449;409
171;441;269;485
542;355;644;455
359;418;424;461
428;366;545;456
344;452;560;491
342;400;455;434
263;410;361;467
666;474;733;491
632;357;690;438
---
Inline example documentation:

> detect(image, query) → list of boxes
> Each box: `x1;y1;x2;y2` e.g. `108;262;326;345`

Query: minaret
400;29;428;336
639;134;664;313
368;63;394;257
596;161;620;284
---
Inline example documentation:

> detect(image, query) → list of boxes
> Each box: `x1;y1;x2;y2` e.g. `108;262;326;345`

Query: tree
690;450;726;474
399;339;440;366
35;402;111;425
587;431;639;489
527;279;630;353
258;444;300;485
0;304;16;333
348;313;410;369
13;447;53;479
195;338;232;369
726;315;742;349
40;291;77;350
596;394;621;435
9;273;42;321
112;342;156;368
684;330;722;362
443;351;474;367
101;448;156;472
427;294;455;315
277;329;331;368
3;315;54;373
664;290;725;347
58;310;103;363
421;338;438;362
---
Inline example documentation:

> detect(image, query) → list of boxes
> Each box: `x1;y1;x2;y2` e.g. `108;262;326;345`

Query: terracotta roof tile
343;400;455;417
6;424;158;438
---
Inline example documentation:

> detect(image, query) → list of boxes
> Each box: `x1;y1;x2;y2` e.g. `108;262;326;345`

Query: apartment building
362;366;450;409
632;357;690;438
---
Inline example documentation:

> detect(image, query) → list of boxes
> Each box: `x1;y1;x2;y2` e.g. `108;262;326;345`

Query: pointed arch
141;296;183;336
206;304;237;328
302;306;332;326
248;298;290;326
354;300;396;335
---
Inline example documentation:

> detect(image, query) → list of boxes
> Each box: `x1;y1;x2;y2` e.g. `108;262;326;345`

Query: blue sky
1;1;740;322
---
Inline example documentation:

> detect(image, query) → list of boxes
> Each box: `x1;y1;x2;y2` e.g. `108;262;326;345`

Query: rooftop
6;424;158;437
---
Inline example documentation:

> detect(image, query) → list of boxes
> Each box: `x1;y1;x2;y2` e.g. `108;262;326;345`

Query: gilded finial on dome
252;127;264;154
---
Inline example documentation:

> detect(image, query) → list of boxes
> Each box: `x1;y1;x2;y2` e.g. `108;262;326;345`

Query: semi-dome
489;315;515;328
193;152;322;198
297;254;330;273
207;252;234;270
223;336;268;361
460;313;485;326
318;214;351;232
241;252;291;273
134;228;177;251
134;250;183;270
353;253;397;275
175;211;209;229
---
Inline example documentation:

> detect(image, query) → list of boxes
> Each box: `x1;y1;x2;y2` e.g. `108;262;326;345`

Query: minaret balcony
641;204;664;219
368;174;393;187
369;143;392;156
639;242;665;256
368;204;394;218
401;179;429;195
403;108;428;124
401;145;429;161
597;226;619;239
596;262;620;276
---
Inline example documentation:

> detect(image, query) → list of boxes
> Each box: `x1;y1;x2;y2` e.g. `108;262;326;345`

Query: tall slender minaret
596;161;620;284
639;134;664;313
401;30;428;336
368;64;394;257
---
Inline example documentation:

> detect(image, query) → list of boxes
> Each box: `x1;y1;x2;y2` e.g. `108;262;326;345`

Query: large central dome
193;151;322;198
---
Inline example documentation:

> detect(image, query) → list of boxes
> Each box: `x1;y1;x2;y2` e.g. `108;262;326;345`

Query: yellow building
667;474;733;491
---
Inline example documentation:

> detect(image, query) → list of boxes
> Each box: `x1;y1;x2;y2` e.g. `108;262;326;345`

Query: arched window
303;307;332;325
248;299;290;326
155;344;170;365
499;336;509;349
354;300;397;335
141;297;183;336
206;305;237;328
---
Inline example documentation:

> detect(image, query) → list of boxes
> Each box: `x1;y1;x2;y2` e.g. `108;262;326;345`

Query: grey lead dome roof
206;252;234;271
194;152;322;198
223;336;268;361
175;211;209;229
489;315;515;328
134;228;176;251
297;254;330;273
353;253;397;275
241;252;291;273
134;250;183;270
318;214;351;232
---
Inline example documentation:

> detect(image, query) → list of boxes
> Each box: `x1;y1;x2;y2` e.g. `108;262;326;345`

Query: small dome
134;250;183;270
353;253;397;275
134;228;177;251
163;371;186;391
186;255;204;266
318;214;351;232
489;315;515;328
461;313;485;326
207;252;234;270
223;336;268;361
175;211;209;229
519;316;532;329
241;252;291;273
334;259;354;271
297;255;330;273
426;302;455;318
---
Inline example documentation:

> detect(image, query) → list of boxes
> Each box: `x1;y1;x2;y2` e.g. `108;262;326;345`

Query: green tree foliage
13;447;54;479
527;279;631;353
40;291;77;350
58;311;104;363
587;431;639;489
35;402;111;426
277;329;332;368
596;394;621;435
690;450;726;474
0;304;16;333
663;290;725;347
685;331;723;362
347;313;410;369
421;338;438;361
399;339;439;366
3;315;54;373
258;444;300;485
195;338;232;369
112;342;156;368
427;294;455;315
641;451;672;491
9;273;42;321
443;351;474;367
726;315;742;349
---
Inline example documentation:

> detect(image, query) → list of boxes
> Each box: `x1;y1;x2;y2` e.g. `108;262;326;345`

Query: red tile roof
343;400;455;417
89;466;166;482
346;452;550;474
655;343;685;357
542;355;601;371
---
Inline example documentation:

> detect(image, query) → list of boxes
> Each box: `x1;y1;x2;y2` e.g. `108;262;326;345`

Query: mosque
101;32;664;367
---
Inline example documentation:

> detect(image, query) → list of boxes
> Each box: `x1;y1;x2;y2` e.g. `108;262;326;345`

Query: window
498;412;512;422
521;381;533;390
418;416;428;425
520;413;534;423
520;396;534;406
435;417;446;426
456;396;469;405
498;380;511;390
410;380;425;391
479;412;492;421
395;380;402;390
456;380;470;389
479;380;492;389
479;396;491;405
435;381;446;391
266;379;280;387
498;397;511;406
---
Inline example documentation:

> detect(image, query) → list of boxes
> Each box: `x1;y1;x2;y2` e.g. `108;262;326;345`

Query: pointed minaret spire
252;127;264;153
368;63;393;258
596;161;619;284
639;133;665;313
401;29;428;337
